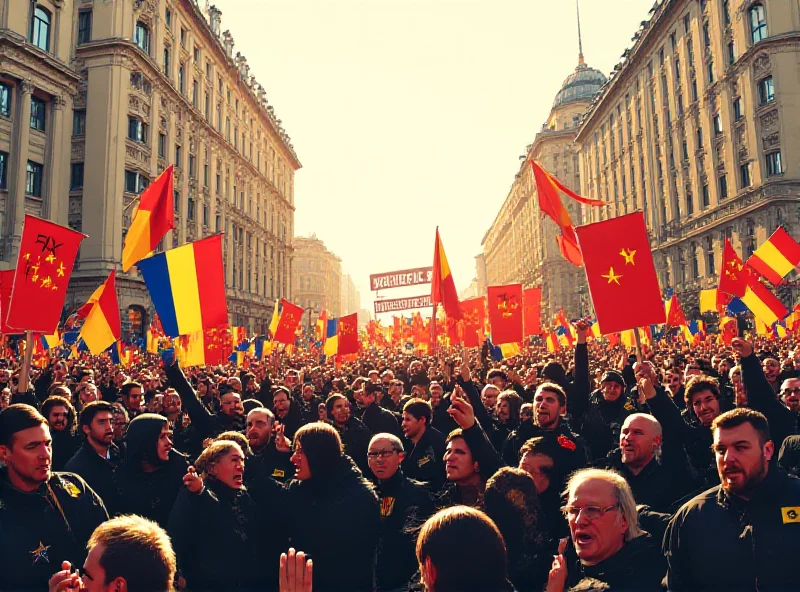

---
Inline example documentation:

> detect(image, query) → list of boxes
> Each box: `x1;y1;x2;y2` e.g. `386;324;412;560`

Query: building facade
0;0;299;338
292;234;341;330
576;0;800;313
481;55;606;320
340;273;361;316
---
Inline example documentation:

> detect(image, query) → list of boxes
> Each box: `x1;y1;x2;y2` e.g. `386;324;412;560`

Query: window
174;190;180;213
187;196;195;221
163;47;171;74
727;41;736;65
165;6;172;28
128;117;147;144
683;13;690;34
203;163;209;187
124;170;148;193
690;79;698;102
757;76;774;105
26;161;43;196
707;60;714;84
71;109;85;136
193;46;200;62
30;97;45;131
205;62;211;78
77;10;92;44
723;0;731;26
692;247;699;278
696;126;703;148
0;151;7;189
215;104;221;132
702;183;710;208
713;113;722;136
178;64;185;94
0;82;10;117
706;237;715;276
29;5;51;52
192;80;198;107
766;151;783;175
750;4;767;44
216;172;221;194
682;140;689;161
203;203;209;227
719;174;728;199
204;92;210;119
740;162;751;188
158;133;166;158
174;144;182;166
188;154;196;178
225;117;230;141
703;23;710;48
686;190;694;215
70;163;84;190
134;21;150;54
732;97;742;122
180;27;186;47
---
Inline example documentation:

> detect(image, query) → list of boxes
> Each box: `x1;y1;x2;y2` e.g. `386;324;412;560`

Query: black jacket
51;429;80;472
741;352;797;451
64;440;120;515
332;417;373;475
360;402;402;438
401;426;447;491
285;456;381;592
665;469;800;591
373;470;435;591
502;419;588;484
0;471;108;591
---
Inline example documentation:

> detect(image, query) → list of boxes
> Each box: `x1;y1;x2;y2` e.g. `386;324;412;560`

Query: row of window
0;152;43;196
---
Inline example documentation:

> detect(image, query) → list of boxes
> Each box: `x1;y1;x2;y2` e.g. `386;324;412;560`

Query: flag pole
18;330;34;393
431;304;438;359
633;327;644;364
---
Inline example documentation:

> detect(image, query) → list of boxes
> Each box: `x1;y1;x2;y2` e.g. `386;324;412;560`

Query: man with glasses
367;433;434;592
780;377;800;414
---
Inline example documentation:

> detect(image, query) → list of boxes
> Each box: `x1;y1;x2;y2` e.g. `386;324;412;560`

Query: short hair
518;436;558;460
0;404;47;448
565;468;642;543
293;422;344;482
445;428;466;446
685;375;720;406
79;401;115;433
486;369;508;383
403;398;432;425
369;433;404;452
48;383;72;399
389;379;404;388
87;514;176;592
120;381;143;398
195;440;245;476
246;407;275;427
41;396;77;435
364;382;383;396
497;391;522;417
325;393;347;417
214;431;252;456
241;398;261;414
416;506;510;592
712;408;771;445
534;382;566;407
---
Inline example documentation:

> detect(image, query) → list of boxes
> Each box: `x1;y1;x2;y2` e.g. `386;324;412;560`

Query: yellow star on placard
602;267;623;285
619;248;637;265
45;252;56;264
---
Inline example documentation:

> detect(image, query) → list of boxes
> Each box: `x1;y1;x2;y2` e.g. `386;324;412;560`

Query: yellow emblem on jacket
381;497;396;517
62;482;81;498
781;506;800;524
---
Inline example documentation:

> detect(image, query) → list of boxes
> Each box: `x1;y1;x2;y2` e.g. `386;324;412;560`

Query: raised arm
165;362;215;439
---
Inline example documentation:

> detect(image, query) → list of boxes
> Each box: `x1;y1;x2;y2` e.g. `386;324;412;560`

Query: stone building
341;273;361;316
0;0;299;338
576;0;800;313
292;234;342;330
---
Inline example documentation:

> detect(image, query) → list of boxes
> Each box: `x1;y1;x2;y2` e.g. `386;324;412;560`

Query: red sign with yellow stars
6;215;87;334
575;212;665;334
487;284;524;345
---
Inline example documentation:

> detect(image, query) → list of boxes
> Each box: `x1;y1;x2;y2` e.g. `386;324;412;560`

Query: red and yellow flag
337;313;360;355
487;284;524;345
79;270;121;355
523;288;542;337
665;294;688;328
431;228;462;319
460;297;486;348
122;165;175;271
746;227;800;286
718;239;750;300
273;299;304;345
741;275;788;327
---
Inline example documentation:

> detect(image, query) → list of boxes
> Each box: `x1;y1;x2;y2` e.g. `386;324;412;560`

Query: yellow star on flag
602;267;623;285
619;248;637;265
45;252;56;264
56;262;65;277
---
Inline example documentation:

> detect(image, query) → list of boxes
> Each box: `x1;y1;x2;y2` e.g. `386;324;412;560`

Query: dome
552;61;607;110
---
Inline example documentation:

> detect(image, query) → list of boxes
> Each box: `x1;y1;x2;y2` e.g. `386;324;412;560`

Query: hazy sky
213;0;653;316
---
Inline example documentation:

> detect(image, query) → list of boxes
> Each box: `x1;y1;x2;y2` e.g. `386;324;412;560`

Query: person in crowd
517;436;568;538
286;422;381;591
762;356;783;395
75;382;100;413
272;386;303;440
401;398;447;490
491;390;522;451
115;413;188;527
49;515;177;592
780;376;800;414
245;406;294;484
415;505;514;592
110;403;129;447
41;395;80;471
298;382;322;424
367;433;435;592
358;382;402;437
382;378;405;413
119;381;144;419
0;404;108;590
547;468;665;592
665;368;685;410
325;393;372;474
64;401;120;515
664;408;800;591
480;384;500;417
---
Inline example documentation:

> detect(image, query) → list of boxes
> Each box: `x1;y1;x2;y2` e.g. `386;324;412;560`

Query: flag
699;289;718;314
555;308;574;347
146;327;159;354
741;276;788;326
315;310;327;344
79;271;122;355
746;227;800;286
718;239;749;299
0;270;16;335
576;212;665;334
230;326;248;350
337;313;359;355
41;330;61;350
431;228;462;319
137;235;228;338
6;215;87;333
273;299;303;345
122;165;175;271
323;318;339;356
523;288;542;336
228;351;246;367
487;284;524;345
545;331;560;352
720;316;738;345
665;294;688;328
460;297;486;348
268;301;280;337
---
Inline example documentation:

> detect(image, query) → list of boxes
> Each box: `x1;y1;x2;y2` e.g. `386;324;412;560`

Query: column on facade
47;94;71;225
7;81;33;259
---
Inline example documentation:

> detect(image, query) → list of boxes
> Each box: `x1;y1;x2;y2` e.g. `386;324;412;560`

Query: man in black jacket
368;433;434;591
358;382;401;437
327;393;372;474
400;398;446;490
41;396;80;472
664;408;800;591
64;401;120;514
245;406;294;484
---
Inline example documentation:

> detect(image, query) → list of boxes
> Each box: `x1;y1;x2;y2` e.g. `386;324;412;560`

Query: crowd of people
1;320;799;591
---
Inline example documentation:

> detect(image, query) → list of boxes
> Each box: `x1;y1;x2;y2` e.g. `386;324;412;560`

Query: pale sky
213;0;653;316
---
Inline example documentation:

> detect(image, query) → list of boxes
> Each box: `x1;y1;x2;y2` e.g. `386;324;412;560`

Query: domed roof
552;61;607;110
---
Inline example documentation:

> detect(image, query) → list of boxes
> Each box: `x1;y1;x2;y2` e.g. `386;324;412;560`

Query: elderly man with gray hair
546;468;666;592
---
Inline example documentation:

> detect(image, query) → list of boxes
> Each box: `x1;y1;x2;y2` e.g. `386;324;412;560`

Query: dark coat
64;440;121;515
332;416;373;475
741;352;797;451
502;419;588;484
361;402;402;438
0;471;108;591
401;426;447;491
284;457;381;592
51;429;81;472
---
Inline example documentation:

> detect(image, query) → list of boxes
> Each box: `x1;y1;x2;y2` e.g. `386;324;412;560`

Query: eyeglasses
561;504;619;521
367;449;399;459
782;387;800;396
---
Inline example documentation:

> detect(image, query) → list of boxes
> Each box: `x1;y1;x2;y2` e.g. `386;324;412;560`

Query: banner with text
370;267;433;291
374;294;433;314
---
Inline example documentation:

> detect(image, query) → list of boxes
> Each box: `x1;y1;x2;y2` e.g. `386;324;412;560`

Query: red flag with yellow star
487;284;524;344
6;215;87;333
576;212;665;334
337;312;360;355
718;239;750;299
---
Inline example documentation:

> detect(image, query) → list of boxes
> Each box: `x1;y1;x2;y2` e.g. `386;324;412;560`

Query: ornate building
576;0;800;313
340;273;361;316
0;0;299;338
481;45;606;320
292;234;342;329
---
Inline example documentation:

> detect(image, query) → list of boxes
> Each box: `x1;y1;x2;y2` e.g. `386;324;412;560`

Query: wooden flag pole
431;304;438;360
633;327;644;364
18;330;34;393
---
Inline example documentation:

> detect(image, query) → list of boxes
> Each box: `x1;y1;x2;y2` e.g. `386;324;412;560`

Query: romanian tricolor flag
41;330;61;350
431;228;462;319
323;318;339;356
122;165;175;271
230;326;248;350
741;275;788;326
137;235;228;338
316;310;327;344
545;331;560;352
699;289;719;314
79;271;122;355
746;227;800;286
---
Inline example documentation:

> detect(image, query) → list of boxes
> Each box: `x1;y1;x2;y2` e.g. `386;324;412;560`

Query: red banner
374;294;432;314
338;313;359;355
7;215;87;333
0;270;17;335
460;298;486;348
273;299;303;345
523;287;542;336
487;284;524;345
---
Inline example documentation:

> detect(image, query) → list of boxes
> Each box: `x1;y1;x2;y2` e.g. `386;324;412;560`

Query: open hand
48;561;83;592
546;538;569;592
447;386;475;429
279;548;313;592
731;338;753;360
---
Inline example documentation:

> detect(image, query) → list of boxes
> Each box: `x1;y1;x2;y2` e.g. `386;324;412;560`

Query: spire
577;0;585;66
